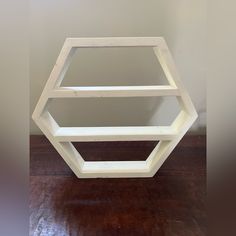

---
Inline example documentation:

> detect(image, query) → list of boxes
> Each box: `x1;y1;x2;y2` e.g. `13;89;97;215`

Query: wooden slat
67;37;163;48
82;161;148;173
50;86;180;98
54;126;176;142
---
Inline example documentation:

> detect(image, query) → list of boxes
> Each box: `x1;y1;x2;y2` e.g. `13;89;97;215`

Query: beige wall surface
30;0;206;134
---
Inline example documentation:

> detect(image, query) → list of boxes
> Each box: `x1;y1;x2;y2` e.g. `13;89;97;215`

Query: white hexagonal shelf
32;37;197;178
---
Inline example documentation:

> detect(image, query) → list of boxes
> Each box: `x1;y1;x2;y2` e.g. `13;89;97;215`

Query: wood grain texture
30;135;206;236
50;85;180;98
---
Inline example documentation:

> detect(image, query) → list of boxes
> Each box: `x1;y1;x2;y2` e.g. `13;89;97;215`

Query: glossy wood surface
30;135;206;236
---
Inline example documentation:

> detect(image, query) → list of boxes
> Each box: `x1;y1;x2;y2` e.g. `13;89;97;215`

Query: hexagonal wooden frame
32;37;197;178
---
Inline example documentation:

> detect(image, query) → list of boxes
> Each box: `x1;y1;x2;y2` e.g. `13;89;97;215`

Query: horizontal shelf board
54;126;176;142
82;161;148;173
67;37;163;47
50;86;180;98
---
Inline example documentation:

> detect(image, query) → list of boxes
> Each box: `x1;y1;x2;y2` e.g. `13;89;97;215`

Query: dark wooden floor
30;135;206;236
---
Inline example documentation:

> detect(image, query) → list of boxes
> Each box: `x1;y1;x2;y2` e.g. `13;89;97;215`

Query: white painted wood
50;86;180;98
66;37;164;48
32;37;197;178
83;161;148;173
55;126;176;142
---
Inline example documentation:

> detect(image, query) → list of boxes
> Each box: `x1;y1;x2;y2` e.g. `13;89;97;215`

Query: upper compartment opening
61;47;169;87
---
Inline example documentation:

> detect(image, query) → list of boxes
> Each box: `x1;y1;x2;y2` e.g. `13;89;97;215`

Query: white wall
30;0;206;134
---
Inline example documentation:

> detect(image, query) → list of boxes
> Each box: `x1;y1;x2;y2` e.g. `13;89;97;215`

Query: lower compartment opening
72;141;159;161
